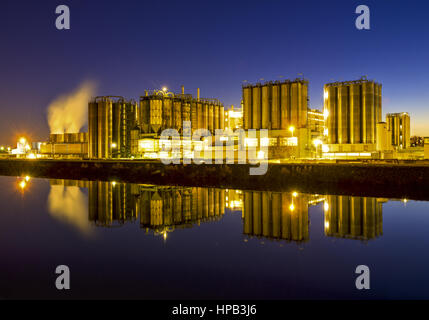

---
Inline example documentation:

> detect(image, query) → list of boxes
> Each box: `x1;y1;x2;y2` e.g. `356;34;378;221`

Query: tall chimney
181;85;185;95
197;88;200;101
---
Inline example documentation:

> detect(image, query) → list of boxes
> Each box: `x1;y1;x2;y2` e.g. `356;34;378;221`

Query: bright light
19;181;26;190
111;143;117;148
162;87;167;92
323;109;329;119
25;144;31;151
260;137;269;147
257;150;265;160
111;181;117;186
323;128;329;136
289;203;295;211
163;231;167;241
19;137;27;145
322;145;330;153
403;199;408;204
324;90;329;100
313;139;322;147
288;126;295;136
324;221;330;229
25;176;30;182
0;146;4;151
292;191;298;197
27;153;36;159
324;202;329;211
244;138;258;147
219;136;228;142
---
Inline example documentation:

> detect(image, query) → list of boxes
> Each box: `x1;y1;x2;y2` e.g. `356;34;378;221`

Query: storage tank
280;82;289;130
271;84;280;129
338;86;349;144
261;85;270;129
243;87;252;130
349;84;361;144
252;86;261;129
88;101;98;158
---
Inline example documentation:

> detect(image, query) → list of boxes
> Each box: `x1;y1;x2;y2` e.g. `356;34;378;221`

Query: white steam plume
47;80;97;134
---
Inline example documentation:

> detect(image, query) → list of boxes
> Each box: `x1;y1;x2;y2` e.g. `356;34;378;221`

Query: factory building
386;112;410;150
40;133;88;158
307;108;325;140
88;96;138;159
323;77;382;158
243;191;309;242
242;79;310;159
225;105;243;130
324;195;384;240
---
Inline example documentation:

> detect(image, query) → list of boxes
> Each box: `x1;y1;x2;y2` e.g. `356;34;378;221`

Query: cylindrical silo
252;86;261;129
271;84;280;129
243;87;252;130
88;101;98;158
261;85;270;129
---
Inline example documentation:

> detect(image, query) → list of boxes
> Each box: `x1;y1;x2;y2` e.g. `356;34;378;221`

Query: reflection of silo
243;191;309;242
324;195;383;240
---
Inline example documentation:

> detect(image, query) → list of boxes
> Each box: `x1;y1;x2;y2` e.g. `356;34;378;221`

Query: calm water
0;175;429;299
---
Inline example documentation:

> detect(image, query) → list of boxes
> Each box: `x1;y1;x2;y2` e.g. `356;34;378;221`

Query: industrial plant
2;76;428;162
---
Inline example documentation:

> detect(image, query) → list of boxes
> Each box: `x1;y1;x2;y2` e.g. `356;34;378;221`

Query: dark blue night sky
1;0;428;144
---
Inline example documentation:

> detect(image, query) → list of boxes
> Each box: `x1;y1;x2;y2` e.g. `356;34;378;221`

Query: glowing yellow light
322;145;330;153
25;144;31;151
19;137;26;144
292;191;298;197
257;150;265;160
323;109;329;118
163;231;167;240
324;90;329;100
324;202;329;211
0;146;4;151
289;203;295;211
288;126;295;136
25;176;30;182
323;128;329;136
260;137;269;147
19;181;26;190
162;87;167;92
111;181;117;186
27;153;36;159
313;139;322;147
111;143;117;148
403;199;408;204
325;221;330;229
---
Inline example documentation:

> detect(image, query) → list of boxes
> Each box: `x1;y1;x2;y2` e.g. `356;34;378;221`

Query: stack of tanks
40;132;88;158
139;87;225;135
88;88;225;159
88;96;138;159
242;79;309;159
323;77;383;157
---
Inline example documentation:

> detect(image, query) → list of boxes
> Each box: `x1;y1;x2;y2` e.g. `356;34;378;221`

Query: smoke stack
197;88;200;101
181;85;185;95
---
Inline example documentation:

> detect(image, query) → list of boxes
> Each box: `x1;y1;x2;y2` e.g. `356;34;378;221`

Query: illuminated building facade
386;112;410;150
242;79;310;159
225;105;243;130
323;77;382;158
88;96;138;159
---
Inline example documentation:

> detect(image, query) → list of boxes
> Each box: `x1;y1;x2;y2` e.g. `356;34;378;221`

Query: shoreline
1;159;429;200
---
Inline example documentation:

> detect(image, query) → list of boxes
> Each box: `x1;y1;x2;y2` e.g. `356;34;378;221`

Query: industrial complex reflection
45;179;384;242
